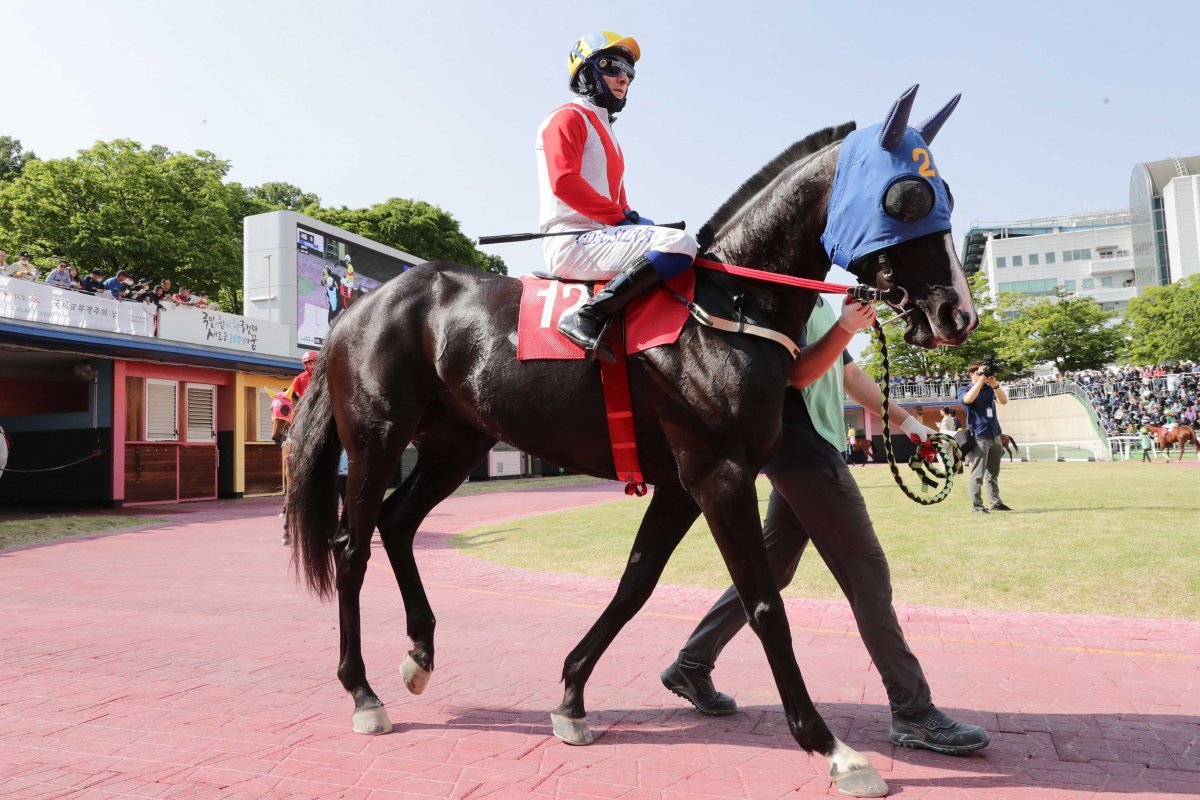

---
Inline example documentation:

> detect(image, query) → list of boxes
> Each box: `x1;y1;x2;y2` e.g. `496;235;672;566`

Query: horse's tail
284;360;342;600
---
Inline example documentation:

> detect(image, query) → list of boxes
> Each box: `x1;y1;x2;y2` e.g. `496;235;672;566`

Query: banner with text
0;277;155;336
156;304;292;356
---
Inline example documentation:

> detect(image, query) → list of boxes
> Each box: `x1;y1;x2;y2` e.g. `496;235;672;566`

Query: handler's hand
837;297;877;333
901;416;937;443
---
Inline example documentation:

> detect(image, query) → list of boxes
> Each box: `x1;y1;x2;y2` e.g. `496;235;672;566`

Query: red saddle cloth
517;271;695;361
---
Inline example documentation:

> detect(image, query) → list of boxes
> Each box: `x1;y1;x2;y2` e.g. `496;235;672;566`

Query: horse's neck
705;151;837;346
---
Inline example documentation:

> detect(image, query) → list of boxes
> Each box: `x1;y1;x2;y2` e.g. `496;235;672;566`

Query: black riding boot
556;256;663;363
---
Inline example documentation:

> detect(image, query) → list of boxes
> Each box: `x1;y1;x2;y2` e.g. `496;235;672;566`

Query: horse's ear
879;84;919;150
916;93;961;145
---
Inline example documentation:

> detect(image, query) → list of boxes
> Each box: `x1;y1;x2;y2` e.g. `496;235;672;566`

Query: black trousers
677;463;933;716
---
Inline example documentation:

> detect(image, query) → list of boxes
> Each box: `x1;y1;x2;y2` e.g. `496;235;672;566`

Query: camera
979;356;999;378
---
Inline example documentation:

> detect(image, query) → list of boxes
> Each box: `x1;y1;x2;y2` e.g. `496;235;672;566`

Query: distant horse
1000;433;1019;462
286;87;975;796
1146;424;1197;461
271;392;295;543
847;437;874;465
0;425;9;481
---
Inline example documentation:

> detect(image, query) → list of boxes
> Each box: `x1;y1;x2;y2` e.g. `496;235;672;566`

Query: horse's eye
884;178;935;223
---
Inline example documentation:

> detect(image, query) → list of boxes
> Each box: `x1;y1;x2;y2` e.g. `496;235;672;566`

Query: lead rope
871;319;963;505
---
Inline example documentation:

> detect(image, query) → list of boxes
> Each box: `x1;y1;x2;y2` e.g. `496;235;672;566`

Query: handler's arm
843;362;915;430
788;299;875;389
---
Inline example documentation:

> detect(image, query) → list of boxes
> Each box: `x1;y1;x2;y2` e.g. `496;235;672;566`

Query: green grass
0;515;166;551
452;462;1200;620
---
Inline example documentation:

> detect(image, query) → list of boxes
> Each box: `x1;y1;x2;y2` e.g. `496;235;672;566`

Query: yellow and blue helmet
567;31;640;114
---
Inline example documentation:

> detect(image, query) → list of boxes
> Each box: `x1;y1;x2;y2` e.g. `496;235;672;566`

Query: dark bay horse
1146;424;1198;461
286;86;976;796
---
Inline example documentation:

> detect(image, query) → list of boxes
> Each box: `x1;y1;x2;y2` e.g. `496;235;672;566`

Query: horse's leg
551;484;700;745
375;412;497;697
689;465;887;797
336;421;410;735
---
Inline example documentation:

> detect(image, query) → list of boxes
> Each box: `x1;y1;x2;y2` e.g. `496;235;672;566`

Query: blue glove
618;209;655;226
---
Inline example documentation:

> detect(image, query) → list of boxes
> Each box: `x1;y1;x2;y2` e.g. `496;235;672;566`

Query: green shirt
800;298;848;453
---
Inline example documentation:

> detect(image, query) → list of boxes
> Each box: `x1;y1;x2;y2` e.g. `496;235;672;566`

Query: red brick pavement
1;483;1197;800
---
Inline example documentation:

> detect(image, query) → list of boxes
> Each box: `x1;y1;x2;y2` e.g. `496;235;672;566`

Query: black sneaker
990;503;1013;511
661;658;737;716
890;706;990;755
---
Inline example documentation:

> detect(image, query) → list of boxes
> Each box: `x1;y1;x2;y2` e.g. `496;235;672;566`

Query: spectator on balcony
10;251;39;280
158;278;172;296
80;268;106;295
171;286;194;305
67;265;83;290
104;270;132;298
45;260;73;288
194;290;210;309
0;250;8;275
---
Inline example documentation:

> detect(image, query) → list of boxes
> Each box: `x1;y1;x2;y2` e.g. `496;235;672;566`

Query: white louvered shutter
257;388;275;441
185;384;216;443
146;380;178;441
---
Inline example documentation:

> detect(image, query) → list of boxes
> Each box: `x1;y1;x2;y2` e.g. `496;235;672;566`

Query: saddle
516;272;694;361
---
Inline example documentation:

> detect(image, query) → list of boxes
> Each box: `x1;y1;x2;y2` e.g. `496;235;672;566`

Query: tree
1005;291;1126;374
0;136;37;183
249;181;320;212
1124;276;1200;362
0;139;248;306
312;198;506;275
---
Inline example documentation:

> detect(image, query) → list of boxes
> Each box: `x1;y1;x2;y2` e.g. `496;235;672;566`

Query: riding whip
478;221;686;245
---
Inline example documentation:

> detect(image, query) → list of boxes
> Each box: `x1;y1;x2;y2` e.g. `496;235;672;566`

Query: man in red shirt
286;351;319;402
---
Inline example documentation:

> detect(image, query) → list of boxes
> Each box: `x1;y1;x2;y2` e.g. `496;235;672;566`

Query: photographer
957;360;1011;513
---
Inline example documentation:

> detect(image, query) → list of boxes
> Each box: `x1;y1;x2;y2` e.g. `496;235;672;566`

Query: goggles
593;55;635;81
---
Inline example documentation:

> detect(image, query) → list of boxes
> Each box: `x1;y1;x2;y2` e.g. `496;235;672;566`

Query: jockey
537;30;698;362
286;350;319;402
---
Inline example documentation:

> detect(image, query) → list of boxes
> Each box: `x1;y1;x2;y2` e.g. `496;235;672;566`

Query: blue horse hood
820;122;953;269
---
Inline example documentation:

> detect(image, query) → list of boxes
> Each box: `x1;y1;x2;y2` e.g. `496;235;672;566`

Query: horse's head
270;392;293;445
822;85;976;348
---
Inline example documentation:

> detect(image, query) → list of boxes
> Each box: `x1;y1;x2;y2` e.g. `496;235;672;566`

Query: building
974;211;1136;316
961;154;1200;309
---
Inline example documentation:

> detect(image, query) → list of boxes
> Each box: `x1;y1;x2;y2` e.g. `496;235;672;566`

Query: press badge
986;407;994;418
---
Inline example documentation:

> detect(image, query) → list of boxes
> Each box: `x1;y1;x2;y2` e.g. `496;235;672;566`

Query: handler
536;30;698;362
661;295;991;756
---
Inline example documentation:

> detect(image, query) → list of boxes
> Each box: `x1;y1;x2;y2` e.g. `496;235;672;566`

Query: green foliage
0;136;37;183
312;198;506;275
0;136;507;309
1006;290;1126;374
0;139;246;305
248;181;320;212
1124;276;1200;362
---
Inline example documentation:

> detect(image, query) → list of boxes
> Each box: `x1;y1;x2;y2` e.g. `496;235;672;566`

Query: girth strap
664;289;801;359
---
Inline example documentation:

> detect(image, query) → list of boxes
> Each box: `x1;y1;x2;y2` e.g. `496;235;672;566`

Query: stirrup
584;317;616;363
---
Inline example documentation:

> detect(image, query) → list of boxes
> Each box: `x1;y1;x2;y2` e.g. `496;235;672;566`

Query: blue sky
6;0;1198;355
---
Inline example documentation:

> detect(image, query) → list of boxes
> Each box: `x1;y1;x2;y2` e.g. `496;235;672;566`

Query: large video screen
295;223;415;347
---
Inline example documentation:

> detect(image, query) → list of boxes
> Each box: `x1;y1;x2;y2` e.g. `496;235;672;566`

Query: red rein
693;257;854;294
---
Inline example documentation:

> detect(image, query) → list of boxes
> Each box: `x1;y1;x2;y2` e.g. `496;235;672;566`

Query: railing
1017;440;1108;462
1004;381;1072;400
884;381;962;401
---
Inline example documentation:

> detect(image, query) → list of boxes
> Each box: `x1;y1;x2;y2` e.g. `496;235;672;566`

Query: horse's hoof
401;653;431;695
830;763;888;798
550;711;593;745
352;705;392;735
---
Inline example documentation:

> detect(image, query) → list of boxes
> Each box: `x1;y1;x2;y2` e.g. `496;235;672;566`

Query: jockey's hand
837;296;877;333
901;415;937;443
618;209;655;226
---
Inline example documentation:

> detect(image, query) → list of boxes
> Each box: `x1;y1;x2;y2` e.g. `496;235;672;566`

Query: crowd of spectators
0;248;218;311
1068;363;1200;434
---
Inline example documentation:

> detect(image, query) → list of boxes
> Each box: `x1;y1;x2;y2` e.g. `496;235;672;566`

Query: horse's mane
696;121;857;251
